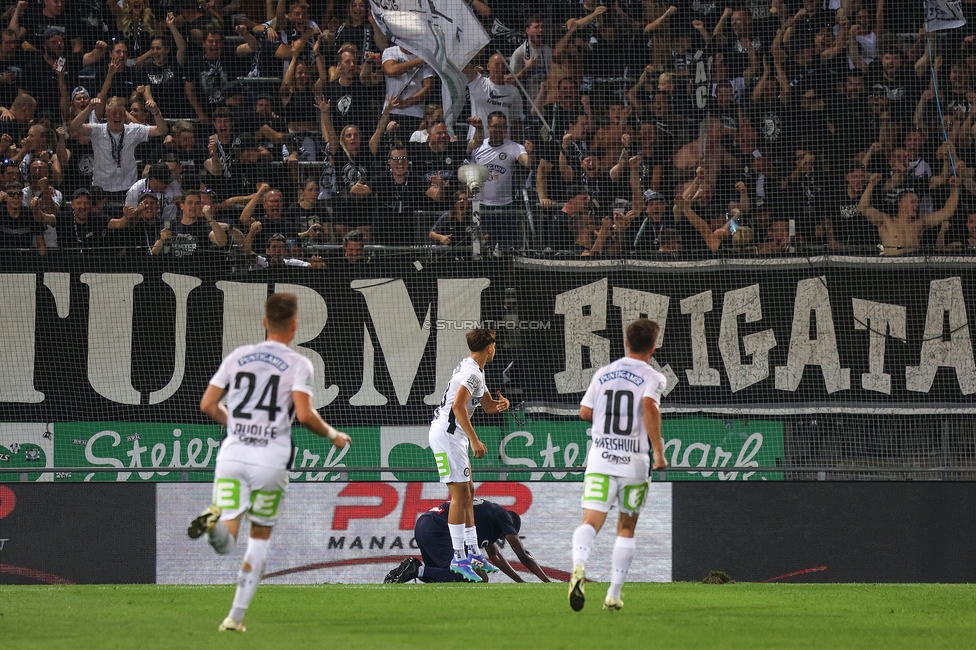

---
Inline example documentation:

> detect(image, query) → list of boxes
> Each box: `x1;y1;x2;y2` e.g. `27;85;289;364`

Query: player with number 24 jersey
210;340;312;469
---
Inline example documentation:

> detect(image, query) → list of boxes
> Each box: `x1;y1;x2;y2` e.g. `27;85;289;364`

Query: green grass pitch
2;583;975;649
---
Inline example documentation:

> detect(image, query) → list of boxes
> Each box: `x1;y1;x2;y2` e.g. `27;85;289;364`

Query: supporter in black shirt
240;184;301;254
16;0;79;49
140;29;190;119
153;189;230;257
107;189;161;254
0;29;25;111
185;30;242;125
167;120;209;188
321;44;381;135
283;180;331;244
328;0;385;66
429;190;475;248
0;181;44;252
370;144;431;246
21;29;107;116
407;120;471;212
56;187;109;252
826;164;880;252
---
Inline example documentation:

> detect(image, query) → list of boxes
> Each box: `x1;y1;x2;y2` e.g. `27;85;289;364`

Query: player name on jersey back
210;340;314;469
581;357;666;479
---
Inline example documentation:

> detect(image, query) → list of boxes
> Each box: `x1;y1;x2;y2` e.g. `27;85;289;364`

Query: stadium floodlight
457;164;489;195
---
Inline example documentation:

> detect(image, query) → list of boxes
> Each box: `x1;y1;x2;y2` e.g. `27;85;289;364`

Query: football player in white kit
428;328;510;582
189;292;351;632
568;318;668;612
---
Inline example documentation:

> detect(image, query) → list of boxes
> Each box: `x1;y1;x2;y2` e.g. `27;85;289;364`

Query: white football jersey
471;139;526;206
209;340;314;469
581;356;667;479
430;357;487;433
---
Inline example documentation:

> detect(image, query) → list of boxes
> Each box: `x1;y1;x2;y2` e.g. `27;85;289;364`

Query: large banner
156;481;672;584
3;256;976;438
2;416;783;482
515;258;976;414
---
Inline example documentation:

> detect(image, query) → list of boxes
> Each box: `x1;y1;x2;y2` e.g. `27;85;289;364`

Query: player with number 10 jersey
580;355;667;479
568;319;668;614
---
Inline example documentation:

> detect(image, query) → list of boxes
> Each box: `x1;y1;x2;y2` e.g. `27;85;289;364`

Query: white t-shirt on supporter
382;46;434;119
471;139;526;206
89;123;152;192
430;356;487;432
580;356;667;479
125;178;183;225
467;75;523;140
209;340;314;469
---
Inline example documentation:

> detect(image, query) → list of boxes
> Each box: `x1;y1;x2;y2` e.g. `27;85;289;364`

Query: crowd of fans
2;0;976;265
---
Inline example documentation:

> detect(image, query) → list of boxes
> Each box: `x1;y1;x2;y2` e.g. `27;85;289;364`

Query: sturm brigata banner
2;256;976;426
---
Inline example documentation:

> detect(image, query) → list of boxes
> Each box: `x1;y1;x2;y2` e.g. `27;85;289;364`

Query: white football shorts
212;459;289;527
580;472;649;515
428;425;471;484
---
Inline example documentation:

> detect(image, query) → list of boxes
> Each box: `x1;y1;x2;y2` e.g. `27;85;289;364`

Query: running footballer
189;292;351;632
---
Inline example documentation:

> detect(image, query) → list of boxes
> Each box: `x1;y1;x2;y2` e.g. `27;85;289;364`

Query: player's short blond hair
266;293;298;332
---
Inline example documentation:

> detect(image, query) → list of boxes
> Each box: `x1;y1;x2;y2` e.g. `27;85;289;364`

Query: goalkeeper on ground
385;499;552;583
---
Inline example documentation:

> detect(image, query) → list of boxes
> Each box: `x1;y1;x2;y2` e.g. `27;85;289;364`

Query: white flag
925;0;966;32
368;0;489;136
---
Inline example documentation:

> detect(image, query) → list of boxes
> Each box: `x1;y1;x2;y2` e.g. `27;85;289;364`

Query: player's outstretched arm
480;390;510;414
643;397;666;470
505;534;552;582
486;542;523;582
294;391;351;448
200;385;229;426
452;386;486;458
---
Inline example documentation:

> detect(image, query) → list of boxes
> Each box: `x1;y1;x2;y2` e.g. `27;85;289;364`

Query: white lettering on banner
216;281;266;357
155;482;672;584
82;273;201;405
84;428;221;481
555;279;610;393
905;277;976;394
288;445;350;482
612;287;677;395
664;432;764;481
276;283;340;408
499;430;585;480
852;298;906;395
7;270;976;407
0;274;43;402
350;323;387;406
424;278;492;405
681;291;720;387
499;430;544;481
774;277;850;394
720;284;777;392
352;279;431;405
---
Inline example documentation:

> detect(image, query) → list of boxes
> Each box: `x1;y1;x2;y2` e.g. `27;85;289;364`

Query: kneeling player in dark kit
385;499;552;583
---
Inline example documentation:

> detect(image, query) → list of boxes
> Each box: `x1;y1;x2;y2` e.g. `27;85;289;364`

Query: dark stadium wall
0;483;156;584
672;483;976;583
